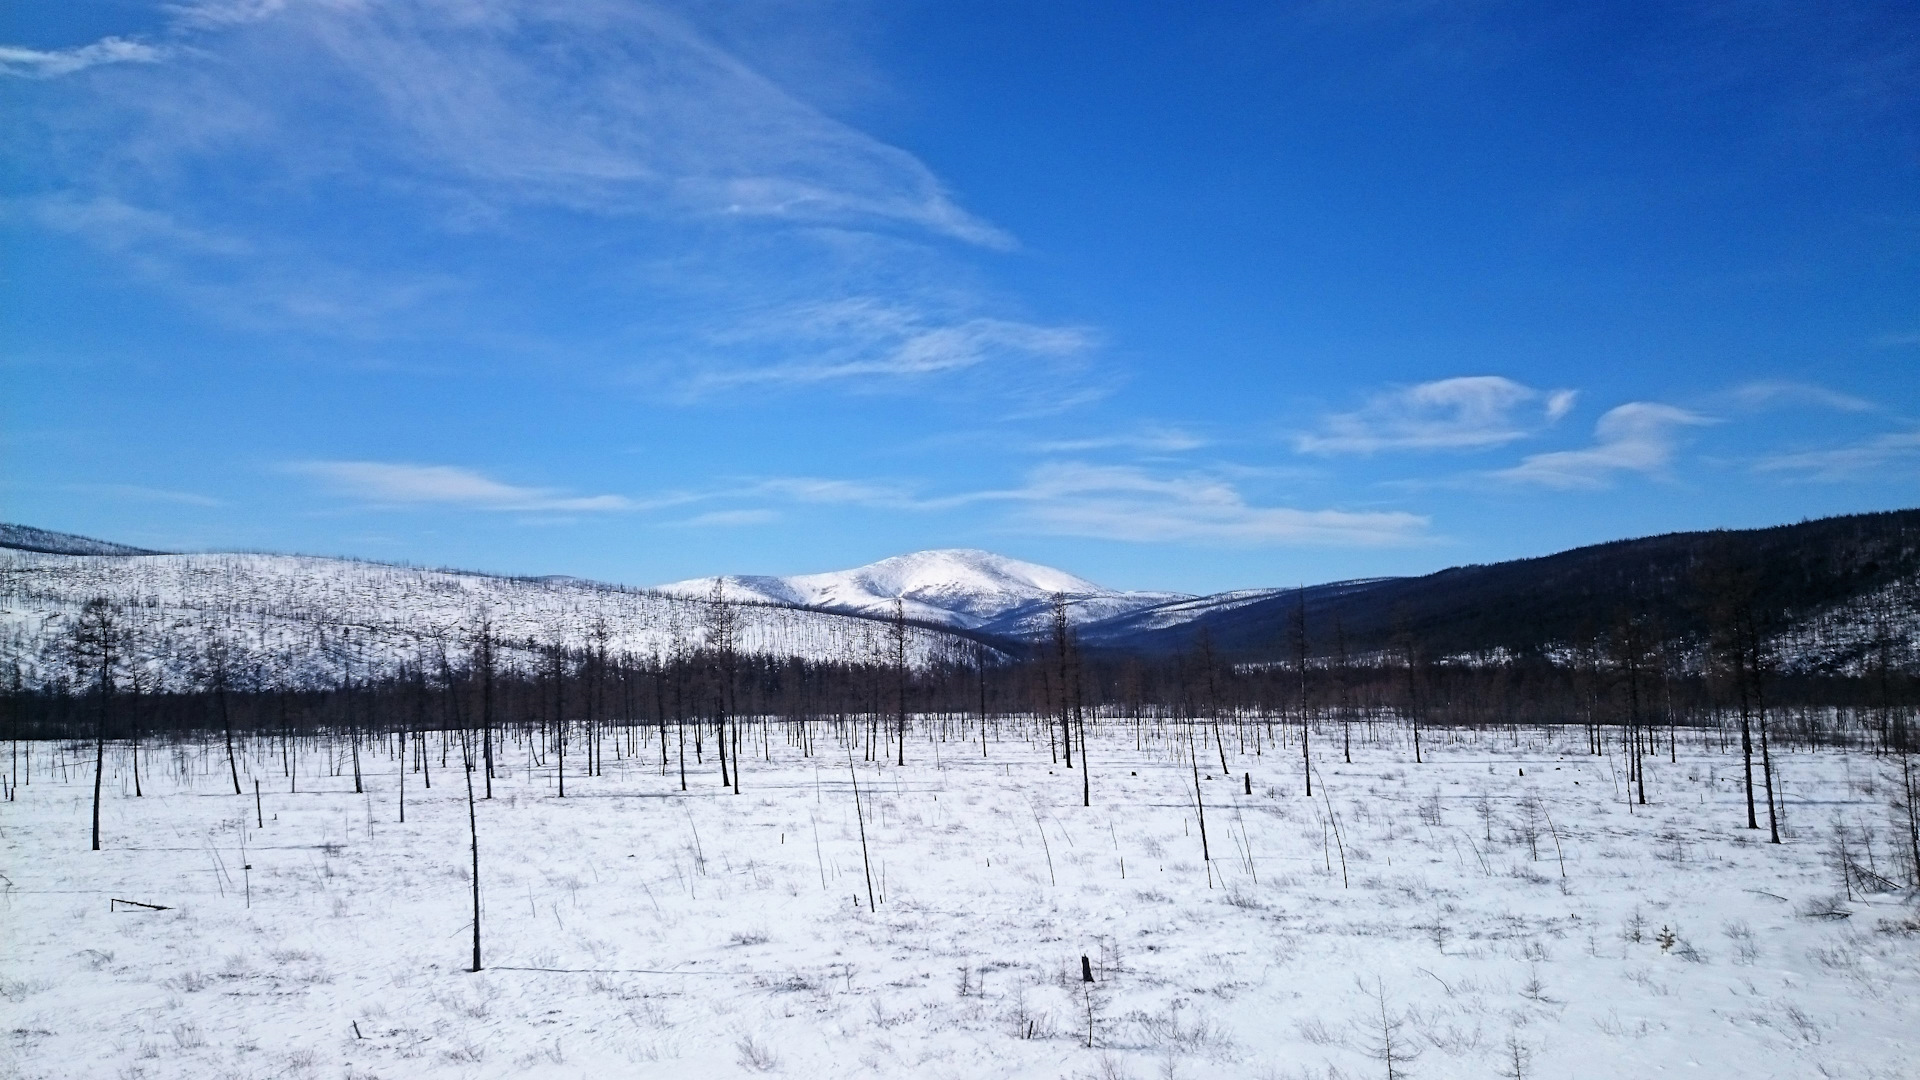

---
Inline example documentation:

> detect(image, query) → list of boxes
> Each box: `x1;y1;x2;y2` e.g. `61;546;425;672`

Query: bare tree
669;614;689;791
124;640;145;798
203;631;243;795
474;615;495;799
1393;611;1424;765
891;599;908;767
974;640;992;759
7;663;21;799
1700;551;1766;834
1187;723;1211;865
1052;594;1075;770
1291;589;1311;797
1356;975;1419;1080
1195;626;1228;774
847;742;876;912
1612;608;1654;806
1334;614;1352;764
457;684;483;973
550;637;568;798
69;598;119;850
1497;1030;1534;1080
706;578;739;793
1898;727;1920;888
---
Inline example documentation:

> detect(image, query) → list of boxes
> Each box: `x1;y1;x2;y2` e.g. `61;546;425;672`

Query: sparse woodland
4;568;1918;1079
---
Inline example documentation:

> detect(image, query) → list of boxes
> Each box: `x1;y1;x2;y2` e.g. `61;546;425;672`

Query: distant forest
4;510;1914;772
1088;508;1920;667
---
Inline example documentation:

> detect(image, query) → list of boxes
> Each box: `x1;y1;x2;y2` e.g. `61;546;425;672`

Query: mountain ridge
8;510;1915;675
1097;510;1920;675
659;548;1187;632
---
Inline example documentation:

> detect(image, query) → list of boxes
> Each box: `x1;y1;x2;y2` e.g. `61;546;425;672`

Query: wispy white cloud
0;36;165;79
1870;331;1920;348
1031;424;1208;454
85;1;1009;245
683;299;1093;394
16;2;1059;392
70;483;225;508
1296;375;1576;455
749;476;918;505
673;508;781;527
735;463;1428;546
165;1;294;31
289;461;638;512
989;463;1430;545
1756;430;1920;482
1492;402;1713;489
8;193;473;334
15;195;252;256
1725;380;1874;413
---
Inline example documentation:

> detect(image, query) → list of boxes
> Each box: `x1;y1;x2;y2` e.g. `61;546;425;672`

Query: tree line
10;579;1916;753
9;582;1918;946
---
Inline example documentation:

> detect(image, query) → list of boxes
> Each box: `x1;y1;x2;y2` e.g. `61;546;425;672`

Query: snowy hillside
0;549;980;692
0;523;163;557
661;548;1186;633
1071;579;1403;648
1765;574;1920;676
9;512;1909;684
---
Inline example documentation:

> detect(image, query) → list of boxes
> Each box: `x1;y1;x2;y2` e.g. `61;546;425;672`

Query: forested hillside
1084;510;1920;674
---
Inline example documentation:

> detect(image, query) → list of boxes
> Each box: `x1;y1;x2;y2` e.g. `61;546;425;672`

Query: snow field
3;721;1917;1079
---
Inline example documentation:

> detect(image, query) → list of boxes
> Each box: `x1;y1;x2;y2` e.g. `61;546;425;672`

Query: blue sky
4;0;1917;593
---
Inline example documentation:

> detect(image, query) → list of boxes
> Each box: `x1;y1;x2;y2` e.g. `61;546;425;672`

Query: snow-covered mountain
0;544;984;692
11;512;1907;689
659;549;1187;633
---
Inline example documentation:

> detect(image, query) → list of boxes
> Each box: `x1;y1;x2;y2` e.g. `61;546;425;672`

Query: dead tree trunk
73;599;118;851
1052;595;1074;770
462;723;482;972
892;601;908;768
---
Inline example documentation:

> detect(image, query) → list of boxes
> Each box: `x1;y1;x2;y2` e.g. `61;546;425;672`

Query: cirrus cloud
12;0;1045;394
1756;430;1920;482
999;463;1430;546
1491;403;1713;489
288;461;638;512
731;463;1430;547
673;508;781;527
1726;380;1874;413
74;1;1011;245
1296;375;1577;455
0;37;165;79
685;300;1093;394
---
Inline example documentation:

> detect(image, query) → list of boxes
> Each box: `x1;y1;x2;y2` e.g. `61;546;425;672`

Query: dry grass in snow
3;720;1917;1079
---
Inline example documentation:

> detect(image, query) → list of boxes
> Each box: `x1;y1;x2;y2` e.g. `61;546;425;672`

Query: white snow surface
5;720;1916;1078
660;548;1187;632
0;549;980;691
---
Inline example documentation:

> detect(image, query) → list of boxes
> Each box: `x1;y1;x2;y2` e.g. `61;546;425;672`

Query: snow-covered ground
4;721;1916;1079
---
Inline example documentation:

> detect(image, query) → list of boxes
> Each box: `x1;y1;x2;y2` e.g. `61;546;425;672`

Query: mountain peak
658;548;1180;631
828;548;1106;600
